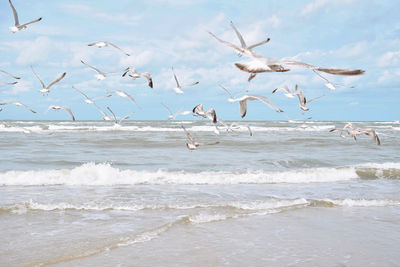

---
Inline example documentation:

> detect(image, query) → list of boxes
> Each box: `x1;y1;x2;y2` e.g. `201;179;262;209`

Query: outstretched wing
247;37;270;50
19;17;42;28
47;72;66;89
230;21;247;48
208;31;245;54
0;69;20;79
171;67;180;88
8;0;19;26
248;94;283;113
80;60;103;74
105;42;130;56
30;66;45;88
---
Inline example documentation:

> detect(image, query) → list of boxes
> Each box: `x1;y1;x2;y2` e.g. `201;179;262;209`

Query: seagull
80;60;116;80
72;86;111;104
227;93;283;118
294;85;324;112
161;103;191;120
171;67;199;94
0;69;20;80
208;23;365;78
31;66;66;95
0;101;36;113
181;125;220;151
122;67;153;88
230;21;271;57
107;90;140;109
106;107;133;125
8;0;42;33
272;85;296;98
93;103;112;121
330;123;381;145
48;105;75;121
88;41;130;56
192;104;218;123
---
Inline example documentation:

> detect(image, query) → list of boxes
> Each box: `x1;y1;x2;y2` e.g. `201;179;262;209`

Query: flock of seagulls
1;1;382;149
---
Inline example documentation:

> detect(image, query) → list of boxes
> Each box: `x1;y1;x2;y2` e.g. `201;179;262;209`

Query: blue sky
0;0;399;121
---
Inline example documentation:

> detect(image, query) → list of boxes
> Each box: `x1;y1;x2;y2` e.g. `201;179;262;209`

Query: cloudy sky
0;0;399;121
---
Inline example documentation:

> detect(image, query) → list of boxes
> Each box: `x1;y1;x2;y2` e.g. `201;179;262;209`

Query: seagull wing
92;94;112;101
307;94;325;104
80;60;103;74
72;85;90;100
30;66;46;88
230;21;247;48
272;85;290;94
19;17;42;28
61;106;75;121
0;81;18;85
181;125;196;144
47;72;66;89
208;31;245;54
171;67;180;87
239;99;247;118
219;85;233;98
8;0;19;26
181;81;199;88
18;102;37;113
122;91;141;109
246;94;284;113
106;107;117;122
140;72;153;88
105;42;130;56
247;37;270;50
280;60;365;76
0;69;20;79
161;103;173;116
93;103;109;118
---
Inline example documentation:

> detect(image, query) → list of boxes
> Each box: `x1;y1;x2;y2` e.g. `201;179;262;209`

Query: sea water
1;120;399;266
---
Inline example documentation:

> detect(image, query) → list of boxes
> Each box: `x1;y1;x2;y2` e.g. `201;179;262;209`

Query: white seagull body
31;66;66;95
0;101;36;113
48;105;75;121
8;0;42;33
294;85;324;112
172;67;199;94
88;41;130;56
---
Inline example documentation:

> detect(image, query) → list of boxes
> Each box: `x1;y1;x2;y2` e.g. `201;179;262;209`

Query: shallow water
1;120;399;266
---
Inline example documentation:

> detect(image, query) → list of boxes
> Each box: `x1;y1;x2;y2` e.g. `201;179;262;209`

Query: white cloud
301;0;356;16
378;51;400;67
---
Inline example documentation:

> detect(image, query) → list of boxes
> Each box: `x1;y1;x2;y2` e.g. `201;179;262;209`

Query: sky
0;0;399;121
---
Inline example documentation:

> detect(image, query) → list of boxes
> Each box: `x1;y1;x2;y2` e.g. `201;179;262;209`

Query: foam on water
0;162;363;185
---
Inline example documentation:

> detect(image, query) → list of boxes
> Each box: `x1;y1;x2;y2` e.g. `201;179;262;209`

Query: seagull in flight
72;86;111;104
0;101;36;113
48;105;75;121
31;66;66;95
330;123;381;145
88;41;130;56
80;60;116;80
294;85;324;112
8;0;42;33
122;67;153;88
171;67;199;94
209;22;365;78
181;125;220;151
230;21;271;57
220;85;282;118
272;85;296;98
312;70;355;90
107;90;140;109
106;106;133;125
161;103;191;120
192;104;218;123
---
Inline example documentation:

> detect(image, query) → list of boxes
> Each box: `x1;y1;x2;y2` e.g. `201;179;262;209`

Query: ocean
1;120;399;266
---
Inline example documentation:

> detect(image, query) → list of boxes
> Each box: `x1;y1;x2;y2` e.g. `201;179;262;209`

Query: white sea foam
0;162;362;186
320;199;400;207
